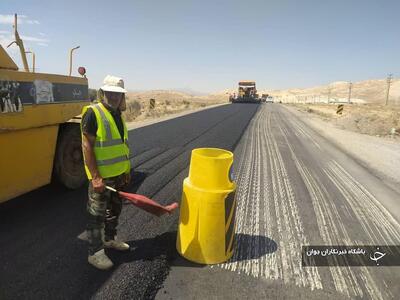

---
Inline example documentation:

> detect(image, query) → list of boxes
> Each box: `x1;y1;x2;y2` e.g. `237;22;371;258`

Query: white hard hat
100;75;127;93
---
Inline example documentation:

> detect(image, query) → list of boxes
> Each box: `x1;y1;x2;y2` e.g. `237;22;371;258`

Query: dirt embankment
123;90;228;122
290;103;400;138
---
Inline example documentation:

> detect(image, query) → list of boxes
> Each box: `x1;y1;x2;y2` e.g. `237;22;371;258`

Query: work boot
88;249;114;270
104;237;130;251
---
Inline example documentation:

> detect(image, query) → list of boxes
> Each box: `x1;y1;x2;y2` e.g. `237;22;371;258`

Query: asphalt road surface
1;103;399;299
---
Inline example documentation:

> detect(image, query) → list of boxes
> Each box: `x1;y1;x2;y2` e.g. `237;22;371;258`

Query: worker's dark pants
86;174;126;255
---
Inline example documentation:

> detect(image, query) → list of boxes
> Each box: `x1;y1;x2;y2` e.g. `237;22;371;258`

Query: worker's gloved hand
92;176;105;193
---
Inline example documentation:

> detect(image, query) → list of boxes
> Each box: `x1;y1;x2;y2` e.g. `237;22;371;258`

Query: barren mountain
265;78;400;104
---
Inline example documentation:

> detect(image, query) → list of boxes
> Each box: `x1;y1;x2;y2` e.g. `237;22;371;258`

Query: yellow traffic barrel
176;148;237;264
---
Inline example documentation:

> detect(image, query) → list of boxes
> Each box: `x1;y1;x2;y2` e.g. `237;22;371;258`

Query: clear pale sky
1;0;399;93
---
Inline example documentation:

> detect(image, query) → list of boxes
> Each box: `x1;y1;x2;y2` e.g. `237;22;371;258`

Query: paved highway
1;103;399;299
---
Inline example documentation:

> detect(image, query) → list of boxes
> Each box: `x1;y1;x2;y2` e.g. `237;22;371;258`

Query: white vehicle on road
265;96;274;103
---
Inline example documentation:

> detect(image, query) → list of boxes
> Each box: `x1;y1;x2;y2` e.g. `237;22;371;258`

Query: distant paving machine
0;15;89;203
232;81;260;103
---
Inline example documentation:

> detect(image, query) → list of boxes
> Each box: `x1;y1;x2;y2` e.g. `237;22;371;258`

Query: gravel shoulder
285;104;400;193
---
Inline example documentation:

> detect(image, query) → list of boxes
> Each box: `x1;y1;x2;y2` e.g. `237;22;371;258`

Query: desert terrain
123;90;229;122
267;78;400;104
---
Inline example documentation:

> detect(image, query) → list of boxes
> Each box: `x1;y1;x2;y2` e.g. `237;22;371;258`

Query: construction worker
81;75;131;270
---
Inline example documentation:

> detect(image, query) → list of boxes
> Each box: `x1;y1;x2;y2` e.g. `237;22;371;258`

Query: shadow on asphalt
168;233;278;267
128;170;148;193
107;231;178;266
107;232;278;268
229;234;278;262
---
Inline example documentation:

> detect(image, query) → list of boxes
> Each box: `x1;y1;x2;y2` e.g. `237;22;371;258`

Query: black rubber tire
54;124;87;189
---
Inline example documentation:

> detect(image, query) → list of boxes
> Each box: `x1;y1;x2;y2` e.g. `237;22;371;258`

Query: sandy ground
290;103;400;138
286;104;400;192
123;90;228;123
126;103;229;130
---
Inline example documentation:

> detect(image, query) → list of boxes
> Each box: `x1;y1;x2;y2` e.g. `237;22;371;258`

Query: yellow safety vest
81;102;130;179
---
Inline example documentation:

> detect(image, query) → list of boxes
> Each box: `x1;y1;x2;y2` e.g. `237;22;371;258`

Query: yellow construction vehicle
233;81;260;104
0;15;89;203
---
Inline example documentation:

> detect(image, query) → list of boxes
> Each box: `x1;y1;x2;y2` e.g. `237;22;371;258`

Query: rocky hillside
266;78;400;104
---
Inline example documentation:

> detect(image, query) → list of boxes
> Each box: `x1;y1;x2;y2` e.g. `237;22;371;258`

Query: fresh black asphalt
0;103;258;299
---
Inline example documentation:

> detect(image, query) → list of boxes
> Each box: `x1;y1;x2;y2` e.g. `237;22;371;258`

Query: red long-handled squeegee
105;186;179;217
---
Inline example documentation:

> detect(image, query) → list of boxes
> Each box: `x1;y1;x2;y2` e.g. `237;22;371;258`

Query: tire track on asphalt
261;113;278;280
220;107;258;274
280;106;400;246
288;117;321;150
220;105;323;291
325;161;400;244
279;121;361;297
253;109;262;277
245;111;261;276
219;104;400;299
277;109;397;300
267;112;322;290
234;108;258;275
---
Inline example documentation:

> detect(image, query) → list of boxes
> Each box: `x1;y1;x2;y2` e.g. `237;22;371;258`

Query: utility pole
327;87;331;103
348;82;352;104
385;74;393;106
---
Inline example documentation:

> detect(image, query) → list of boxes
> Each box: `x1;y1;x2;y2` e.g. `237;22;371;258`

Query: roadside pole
385;74;393;106
328;87;331;103
348;82;352;104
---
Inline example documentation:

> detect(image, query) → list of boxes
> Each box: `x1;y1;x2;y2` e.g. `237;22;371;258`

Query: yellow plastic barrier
176;148;237;264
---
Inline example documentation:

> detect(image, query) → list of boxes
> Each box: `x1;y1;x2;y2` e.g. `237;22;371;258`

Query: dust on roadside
289;103;400;139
